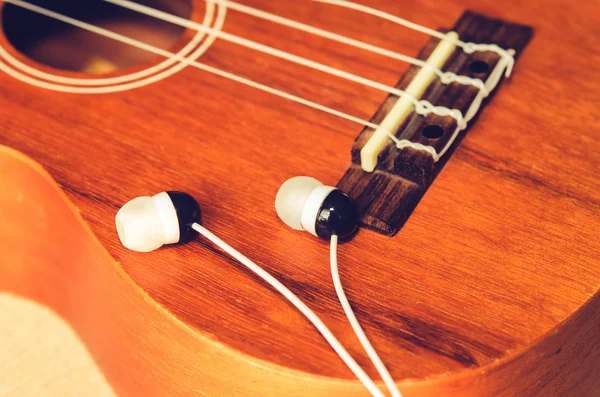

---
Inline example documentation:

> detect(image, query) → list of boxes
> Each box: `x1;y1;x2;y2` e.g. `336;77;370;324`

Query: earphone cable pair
192;225;402;397
116;177;401;396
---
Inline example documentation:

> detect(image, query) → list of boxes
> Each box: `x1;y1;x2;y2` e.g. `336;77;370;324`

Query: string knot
395;139;439;160
462;42;515;77
462;42;478;54
414;100;434;115
440;71;456;84
414;100;466;130
439;72;489;97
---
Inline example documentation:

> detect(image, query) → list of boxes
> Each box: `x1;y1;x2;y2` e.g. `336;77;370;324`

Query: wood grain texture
2;147;599;397
0;0;599;395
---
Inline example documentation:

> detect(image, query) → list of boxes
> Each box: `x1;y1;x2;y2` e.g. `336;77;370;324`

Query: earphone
116;177;358;253
116;191;201;252
275;176;358;239
115;177;402;397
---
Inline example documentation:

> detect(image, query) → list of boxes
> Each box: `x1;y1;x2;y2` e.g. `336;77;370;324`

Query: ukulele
1;0;598;396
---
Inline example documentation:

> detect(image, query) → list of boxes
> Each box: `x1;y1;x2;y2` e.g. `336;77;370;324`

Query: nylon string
104;0;470;133
1;0;515;162
166;0;490;92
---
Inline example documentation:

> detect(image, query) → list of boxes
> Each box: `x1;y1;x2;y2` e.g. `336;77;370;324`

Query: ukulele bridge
337;11;533;237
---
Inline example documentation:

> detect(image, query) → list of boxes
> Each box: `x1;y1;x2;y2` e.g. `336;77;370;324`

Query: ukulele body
0;0;599;396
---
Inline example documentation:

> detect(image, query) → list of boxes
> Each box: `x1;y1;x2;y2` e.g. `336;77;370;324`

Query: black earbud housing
315;190;358;240
167;191;202;243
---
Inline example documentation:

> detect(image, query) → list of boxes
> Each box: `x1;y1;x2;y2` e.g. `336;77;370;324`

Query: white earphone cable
191;223;387;397
330;235;402;397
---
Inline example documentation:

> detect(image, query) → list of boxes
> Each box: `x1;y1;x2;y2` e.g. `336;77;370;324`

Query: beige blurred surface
0;294;116;397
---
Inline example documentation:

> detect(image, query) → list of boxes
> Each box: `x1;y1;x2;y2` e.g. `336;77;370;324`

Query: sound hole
422;125;445;139
469;60;490;74
1;0;192;74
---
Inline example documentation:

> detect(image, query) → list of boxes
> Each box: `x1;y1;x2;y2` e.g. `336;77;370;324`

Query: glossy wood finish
0;0;599;395
3;148;599;397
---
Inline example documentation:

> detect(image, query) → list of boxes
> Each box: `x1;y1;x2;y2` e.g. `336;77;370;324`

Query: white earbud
115;191;201;252
275;176;358;239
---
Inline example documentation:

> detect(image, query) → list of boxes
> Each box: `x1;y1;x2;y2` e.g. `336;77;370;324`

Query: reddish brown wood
0;0;599;396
